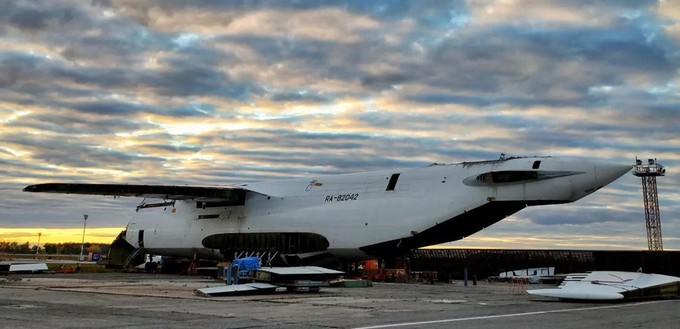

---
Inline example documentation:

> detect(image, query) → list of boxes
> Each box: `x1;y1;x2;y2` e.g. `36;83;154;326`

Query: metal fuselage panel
124;157;628;260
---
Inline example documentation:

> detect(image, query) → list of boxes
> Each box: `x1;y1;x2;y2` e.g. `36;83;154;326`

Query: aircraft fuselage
121;156;630;262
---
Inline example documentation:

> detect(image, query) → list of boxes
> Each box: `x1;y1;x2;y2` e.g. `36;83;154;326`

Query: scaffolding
633;158;666;251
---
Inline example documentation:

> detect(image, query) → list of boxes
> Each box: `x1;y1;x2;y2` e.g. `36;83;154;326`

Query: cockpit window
532;161;541;169
386;173;400;191
465;169;582;186
476;171;539;183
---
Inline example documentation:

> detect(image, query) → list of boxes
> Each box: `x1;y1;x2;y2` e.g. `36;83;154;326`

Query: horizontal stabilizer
23;183;249;201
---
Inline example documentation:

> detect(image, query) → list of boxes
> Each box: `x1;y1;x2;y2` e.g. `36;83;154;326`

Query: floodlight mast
633;158;666;251
79;214;88;261
35;232;41;259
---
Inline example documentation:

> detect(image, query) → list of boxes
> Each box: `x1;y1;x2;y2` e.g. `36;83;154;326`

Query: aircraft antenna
633;158;666;251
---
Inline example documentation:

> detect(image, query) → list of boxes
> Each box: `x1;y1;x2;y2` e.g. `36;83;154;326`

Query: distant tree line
0;241;32;254
0;241;110;255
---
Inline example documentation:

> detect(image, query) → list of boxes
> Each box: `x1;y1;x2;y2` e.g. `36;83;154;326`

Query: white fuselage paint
123;157;630;260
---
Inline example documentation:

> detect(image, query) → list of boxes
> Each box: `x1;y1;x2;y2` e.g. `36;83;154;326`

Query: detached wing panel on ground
194;283;279;297
194;266;345;297
527;271;680;301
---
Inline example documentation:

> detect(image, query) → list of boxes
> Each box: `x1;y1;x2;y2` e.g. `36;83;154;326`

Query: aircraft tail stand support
232;250;279;266
188;251;199;275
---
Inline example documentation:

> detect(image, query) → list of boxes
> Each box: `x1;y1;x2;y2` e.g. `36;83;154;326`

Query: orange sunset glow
0;228;123;245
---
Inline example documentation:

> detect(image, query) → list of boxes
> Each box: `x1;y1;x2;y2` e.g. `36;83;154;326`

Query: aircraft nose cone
595;163;632;185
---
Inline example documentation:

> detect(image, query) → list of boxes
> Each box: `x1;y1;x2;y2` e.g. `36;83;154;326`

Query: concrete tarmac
1;272;678;329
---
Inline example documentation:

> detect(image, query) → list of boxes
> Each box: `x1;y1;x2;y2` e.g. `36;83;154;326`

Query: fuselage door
138;230;145;248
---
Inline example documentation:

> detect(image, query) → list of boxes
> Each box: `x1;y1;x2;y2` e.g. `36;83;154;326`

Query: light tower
633;158;666;251
80;214;88;261
35;232;42;259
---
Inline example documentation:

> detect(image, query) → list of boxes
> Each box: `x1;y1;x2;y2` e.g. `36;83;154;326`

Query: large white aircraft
24;156;630;265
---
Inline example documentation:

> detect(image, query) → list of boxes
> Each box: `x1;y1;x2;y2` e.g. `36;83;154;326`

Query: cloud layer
1;0;678;249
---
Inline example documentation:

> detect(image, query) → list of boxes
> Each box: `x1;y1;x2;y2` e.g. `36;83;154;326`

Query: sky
0;0;679;250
